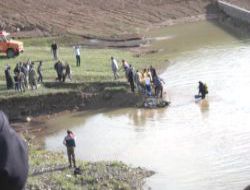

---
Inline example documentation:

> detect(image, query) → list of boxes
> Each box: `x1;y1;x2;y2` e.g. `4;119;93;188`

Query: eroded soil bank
2;82;143;122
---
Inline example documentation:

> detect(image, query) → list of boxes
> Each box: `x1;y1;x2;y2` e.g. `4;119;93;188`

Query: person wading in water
63;130;76;168
197;81;208;99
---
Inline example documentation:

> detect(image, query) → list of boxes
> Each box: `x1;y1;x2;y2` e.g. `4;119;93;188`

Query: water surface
44;21;250;190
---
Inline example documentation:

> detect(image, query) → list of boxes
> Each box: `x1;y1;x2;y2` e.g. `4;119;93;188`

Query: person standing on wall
51;41;58;60
74;45;81;67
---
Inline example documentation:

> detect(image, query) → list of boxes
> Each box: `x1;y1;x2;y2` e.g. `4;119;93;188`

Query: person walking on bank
51;41;58;60
37;61;43;83
63;130;76;168
111;56;119;80
74;45;81;67
63;62;72;82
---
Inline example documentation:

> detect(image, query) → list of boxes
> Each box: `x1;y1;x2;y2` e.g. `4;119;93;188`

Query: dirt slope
0;0;218;38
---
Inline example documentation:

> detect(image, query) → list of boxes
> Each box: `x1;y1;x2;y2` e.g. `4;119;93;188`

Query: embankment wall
1;90;141;122
218;0;250;24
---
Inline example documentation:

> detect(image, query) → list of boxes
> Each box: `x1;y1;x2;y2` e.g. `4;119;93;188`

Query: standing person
149;65;156;78
19;71;26;92
121;59;129;79
14;73;20;92
29;63;37;90
0;111;29;190
37;61;43;83
111;57;119;80
14;63;21;74
51;41;58;60
135;70;144;93
142;68;148;79
63;62;72;82
21;63;28;88
4;65;14;90
74;45;81;67
63;130;76;168
127;65;135;92
152;70;164;98
145;74;152;96
54;60;64;82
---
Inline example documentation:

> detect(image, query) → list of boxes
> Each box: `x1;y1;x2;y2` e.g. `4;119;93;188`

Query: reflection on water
43;21;250;190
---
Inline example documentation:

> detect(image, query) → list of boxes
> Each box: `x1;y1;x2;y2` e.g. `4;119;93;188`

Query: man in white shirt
74;45;81;67
111;56;119;80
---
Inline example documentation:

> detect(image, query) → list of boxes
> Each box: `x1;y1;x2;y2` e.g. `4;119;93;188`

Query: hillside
0;0;218;38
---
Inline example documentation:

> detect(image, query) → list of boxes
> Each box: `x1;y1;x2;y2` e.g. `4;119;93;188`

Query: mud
1;82;142;122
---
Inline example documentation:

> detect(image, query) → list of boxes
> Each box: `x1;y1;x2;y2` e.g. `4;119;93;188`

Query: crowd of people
111;57;165;98
3;41;208;101
4;61;43;92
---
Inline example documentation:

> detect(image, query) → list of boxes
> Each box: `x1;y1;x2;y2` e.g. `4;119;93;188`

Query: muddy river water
43;21;250;190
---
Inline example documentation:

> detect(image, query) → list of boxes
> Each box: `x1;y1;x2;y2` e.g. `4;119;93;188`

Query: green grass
0;82;71;99
0;37;169;98
27;147;150;190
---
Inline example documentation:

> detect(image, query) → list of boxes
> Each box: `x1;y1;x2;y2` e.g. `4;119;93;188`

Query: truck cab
0;31;24;58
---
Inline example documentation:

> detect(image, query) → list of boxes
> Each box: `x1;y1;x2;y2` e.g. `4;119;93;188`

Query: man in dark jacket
4;65;14;89
0;111;29;190
37;61;43;83
128;65;135;92
198;81;208;99
51;41;58;60
63;130;76;168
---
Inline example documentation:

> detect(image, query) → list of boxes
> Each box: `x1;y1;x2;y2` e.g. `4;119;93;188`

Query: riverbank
26;142;154;189
3;82;143;122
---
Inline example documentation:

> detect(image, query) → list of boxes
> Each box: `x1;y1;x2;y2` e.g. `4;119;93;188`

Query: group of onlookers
54;60;72;82
111;57;165;98
4;61;43;92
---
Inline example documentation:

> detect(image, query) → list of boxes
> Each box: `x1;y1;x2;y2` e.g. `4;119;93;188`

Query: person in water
63;130;76;168
198;81;208;99
0;111;29;190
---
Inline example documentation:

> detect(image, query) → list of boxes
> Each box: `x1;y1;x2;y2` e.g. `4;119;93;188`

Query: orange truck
0;31;24;58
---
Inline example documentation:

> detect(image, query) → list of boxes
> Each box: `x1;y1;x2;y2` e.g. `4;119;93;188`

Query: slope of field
0;0;218;38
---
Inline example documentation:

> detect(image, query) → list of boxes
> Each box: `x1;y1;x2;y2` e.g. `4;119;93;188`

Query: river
43;21;250;190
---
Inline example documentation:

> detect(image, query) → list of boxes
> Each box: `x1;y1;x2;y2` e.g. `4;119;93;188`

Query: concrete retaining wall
218;0;250;24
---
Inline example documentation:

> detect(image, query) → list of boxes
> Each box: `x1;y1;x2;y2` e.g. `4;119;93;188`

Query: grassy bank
27;146;154;190
0;40;169;82
0;37;169;99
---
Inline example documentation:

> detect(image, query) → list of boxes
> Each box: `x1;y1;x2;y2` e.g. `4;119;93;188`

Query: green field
0;37;169;98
